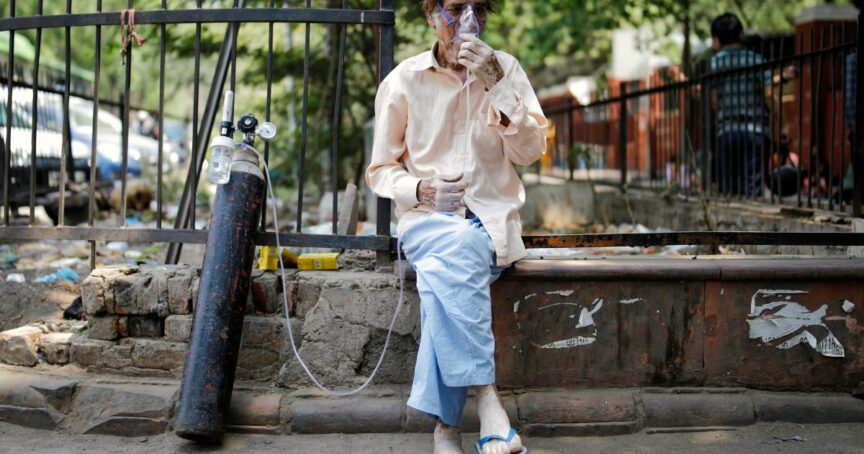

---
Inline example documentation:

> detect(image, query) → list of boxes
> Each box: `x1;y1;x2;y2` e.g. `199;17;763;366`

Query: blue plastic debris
0;245;18;269
34;267;78;284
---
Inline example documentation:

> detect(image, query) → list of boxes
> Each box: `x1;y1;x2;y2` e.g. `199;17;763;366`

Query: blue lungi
400;211;506;427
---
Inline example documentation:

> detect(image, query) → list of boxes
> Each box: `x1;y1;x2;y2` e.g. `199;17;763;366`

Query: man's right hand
417;173;468;212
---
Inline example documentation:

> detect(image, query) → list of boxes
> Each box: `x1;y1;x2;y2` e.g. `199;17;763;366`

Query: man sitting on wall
365;1;547;452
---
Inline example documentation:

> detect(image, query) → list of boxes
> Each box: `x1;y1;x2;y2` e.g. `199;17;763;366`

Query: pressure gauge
258;122;277;142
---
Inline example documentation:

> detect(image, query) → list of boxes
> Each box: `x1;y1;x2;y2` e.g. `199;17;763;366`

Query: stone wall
57;263;421;388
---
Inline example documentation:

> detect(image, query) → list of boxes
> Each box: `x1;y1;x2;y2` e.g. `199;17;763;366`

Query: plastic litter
6;273;25;283
33;267;78;284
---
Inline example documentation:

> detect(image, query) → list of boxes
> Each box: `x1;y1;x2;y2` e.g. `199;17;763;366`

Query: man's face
427;0;489;65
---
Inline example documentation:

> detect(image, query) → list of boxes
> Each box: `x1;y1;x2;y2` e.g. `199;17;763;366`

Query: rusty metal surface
492;258;864;391
704;281;864;390
507;258;864;281
492;280;704;388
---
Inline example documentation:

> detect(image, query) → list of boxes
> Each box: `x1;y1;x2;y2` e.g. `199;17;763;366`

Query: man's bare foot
434;421;465;454
476;384;524;454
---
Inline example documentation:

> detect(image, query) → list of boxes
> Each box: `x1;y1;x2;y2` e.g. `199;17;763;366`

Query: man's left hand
457;34;504;90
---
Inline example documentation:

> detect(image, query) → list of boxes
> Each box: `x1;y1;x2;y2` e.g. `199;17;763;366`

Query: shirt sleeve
485;56;548;166
364;74;423;208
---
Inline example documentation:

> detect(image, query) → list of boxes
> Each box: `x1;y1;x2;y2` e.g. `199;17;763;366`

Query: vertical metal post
89;0;102;270
854;11;864;216
2;0;14;226
618;82;628;191
30;0;43;226
376;0;395;268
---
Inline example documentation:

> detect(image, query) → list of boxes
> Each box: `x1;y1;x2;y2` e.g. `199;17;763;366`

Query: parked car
0;85;91;219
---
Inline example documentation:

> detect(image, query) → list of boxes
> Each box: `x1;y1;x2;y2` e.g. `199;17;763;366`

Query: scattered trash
105;241;129;252
6;273;25;283
772;435;807;443
33;267;78;284
298;252;340;271
49;257;86;269
63;297;86;321
0;245;19;269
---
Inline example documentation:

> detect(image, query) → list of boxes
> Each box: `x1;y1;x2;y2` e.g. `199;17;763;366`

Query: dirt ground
1;421;862;453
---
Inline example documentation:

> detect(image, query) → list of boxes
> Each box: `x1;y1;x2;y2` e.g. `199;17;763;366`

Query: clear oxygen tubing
242;143;407;397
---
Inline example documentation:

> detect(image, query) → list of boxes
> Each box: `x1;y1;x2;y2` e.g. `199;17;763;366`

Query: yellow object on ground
258;246;280;270
297;252;340;270
281;248;299;268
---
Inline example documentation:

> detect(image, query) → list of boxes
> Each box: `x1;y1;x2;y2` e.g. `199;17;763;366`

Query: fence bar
331;0;348;234
797;32;804;207
157;0;166;229
376;0;395;267
189;0;202;230
839;23;848;213
618;82;627;191
29;1;43;226
521;231;864;249
59;0;73;227
2;0;13;226
89;0;102;270
261;0;275;232
296;0;312;234
829;26;837;212
854;11;864;216
0;9;395;31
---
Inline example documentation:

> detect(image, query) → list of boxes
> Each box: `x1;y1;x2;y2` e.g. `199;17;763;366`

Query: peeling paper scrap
777;331;817;350
546;290;575;297
540;336;596;349
817;333;845;358
842;300;855;313
619;298;643;305
513;301;520;313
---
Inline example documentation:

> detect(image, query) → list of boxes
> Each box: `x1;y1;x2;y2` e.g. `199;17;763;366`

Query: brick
237;347;281;381
67;383;177;436
126;316;164;338
164;315;193;342
80;275;107;316
129;338;187;372
38;332;74;365
518;390;636;424
227;392;282;429
643;393;755;428
0;369;78;429
87;316;123;341
0;325;45;366
523;421;641;437
756;392;864;424
167;266;197;315
241;316;286;351
69;336;112;367
112;267;170;316
247;271;284;314
291;398;403;434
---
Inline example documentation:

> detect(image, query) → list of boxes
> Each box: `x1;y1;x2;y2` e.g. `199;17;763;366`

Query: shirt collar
408;42;445;72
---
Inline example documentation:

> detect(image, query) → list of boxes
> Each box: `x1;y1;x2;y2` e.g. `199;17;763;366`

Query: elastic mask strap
436;2;456;26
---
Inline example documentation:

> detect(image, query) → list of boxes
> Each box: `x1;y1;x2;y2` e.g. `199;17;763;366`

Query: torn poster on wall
527;292;641;350
747;289;847;358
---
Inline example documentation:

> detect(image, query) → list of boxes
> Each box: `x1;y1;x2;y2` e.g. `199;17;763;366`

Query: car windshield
70;108;122;135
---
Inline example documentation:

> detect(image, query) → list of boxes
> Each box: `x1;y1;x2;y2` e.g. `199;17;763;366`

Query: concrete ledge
507;257;864;281
756;392;864;423
2;369;864;438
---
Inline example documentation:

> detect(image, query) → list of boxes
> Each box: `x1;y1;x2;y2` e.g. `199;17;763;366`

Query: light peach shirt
365;45;547;266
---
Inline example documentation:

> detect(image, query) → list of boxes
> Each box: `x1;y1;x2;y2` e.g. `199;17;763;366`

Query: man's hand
457;34;504;90
417;173;468;212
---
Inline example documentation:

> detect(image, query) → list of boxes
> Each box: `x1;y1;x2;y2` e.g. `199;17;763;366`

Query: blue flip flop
474;427;528;454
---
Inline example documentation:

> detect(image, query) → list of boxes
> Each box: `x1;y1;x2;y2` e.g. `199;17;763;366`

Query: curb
1;366;863;437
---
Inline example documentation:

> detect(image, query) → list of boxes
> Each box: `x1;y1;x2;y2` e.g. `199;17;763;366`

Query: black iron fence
0;2;862;267
544;16;864;218
0;1;395;268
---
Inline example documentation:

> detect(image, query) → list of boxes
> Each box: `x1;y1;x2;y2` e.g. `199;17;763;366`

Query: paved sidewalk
2;421;863;453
